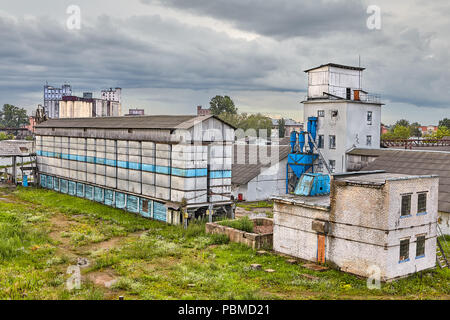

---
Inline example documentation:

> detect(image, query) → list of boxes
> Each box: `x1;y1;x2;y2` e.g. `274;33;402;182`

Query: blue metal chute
286;116;330;195
298;132;305;153
307;117;317;152
290;131;297;153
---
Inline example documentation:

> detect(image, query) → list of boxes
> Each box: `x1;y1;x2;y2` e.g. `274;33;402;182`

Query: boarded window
416;235;425;257
417;193;427;213
401;194;411;216
400;239;410;261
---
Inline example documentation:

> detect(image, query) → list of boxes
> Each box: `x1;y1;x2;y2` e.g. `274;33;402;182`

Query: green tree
0;132;14;141
438;118;450;130
393;125;411;139
0;104;29;128
393;119;410;129
409;122;422;137
278;118;286;138
218;112;272;137
209;96;238;116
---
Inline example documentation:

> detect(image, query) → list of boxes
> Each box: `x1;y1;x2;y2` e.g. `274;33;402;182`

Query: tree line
381;118;450;140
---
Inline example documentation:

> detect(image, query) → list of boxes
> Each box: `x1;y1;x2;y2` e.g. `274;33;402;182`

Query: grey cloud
142;0;370;39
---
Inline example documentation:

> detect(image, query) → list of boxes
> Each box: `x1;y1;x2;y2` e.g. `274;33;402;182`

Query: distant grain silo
35;115;235;225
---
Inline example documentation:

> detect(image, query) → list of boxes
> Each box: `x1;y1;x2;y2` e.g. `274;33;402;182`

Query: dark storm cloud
142;0;369;39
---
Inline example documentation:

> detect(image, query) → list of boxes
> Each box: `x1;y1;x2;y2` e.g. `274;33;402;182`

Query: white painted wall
233;157;287;202
303;100;381;173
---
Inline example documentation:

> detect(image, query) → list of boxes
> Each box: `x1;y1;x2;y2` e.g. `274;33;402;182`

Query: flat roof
271;194;331;211
334;172;438;186
36;114;236;130
304;63;365;73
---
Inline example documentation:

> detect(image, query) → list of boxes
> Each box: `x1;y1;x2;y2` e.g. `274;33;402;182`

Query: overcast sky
0;0;449;125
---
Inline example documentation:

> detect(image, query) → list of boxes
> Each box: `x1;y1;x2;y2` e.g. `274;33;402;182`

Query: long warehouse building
35;115;235;225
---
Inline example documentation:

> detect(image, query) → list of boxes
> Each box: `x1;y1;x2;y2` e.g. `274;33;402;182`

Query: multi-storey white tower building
44;84;72;118
302;63;383;173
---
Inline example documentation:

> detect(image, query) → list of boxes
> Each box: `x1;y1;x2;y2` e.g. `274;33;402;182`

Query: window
318;110;325;117
366;135;372;146
401;194;411;217
329;160;336;173
400;239;410;262
367;111;373;125
331;110;338;118
318;135;324;149
329;135;336;149
416;235;425;258
142;200;149;212
417;193;427;214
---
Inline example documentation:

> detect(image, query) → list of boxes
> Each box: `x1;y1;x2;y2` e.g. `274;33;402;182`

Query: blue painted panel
86;156;95;163
94;187;104;202
95;157;105;165
142;164;154;172
139;198;153;218
105;159;116;166
76;183;85;198
77;155;86;162
209;170;232;179
46;176;53;190
53;178;60;192
153;201;167;222
117;161;128;169
60;179;68;194
155;165;170;175
85;185;94;200
115;192;126;209
126;195;139;213
104;189;114;206
40;174;47;188
128;162;141;170
68;181;76;196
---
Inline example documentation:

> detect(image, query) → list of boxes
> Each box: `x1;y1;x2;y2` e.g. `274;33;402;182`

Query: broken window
142;200;149;212
366;135;372;146
400;239;410;262
318;110;325;117
318;135;324;149
329;135;336;149
401;194;411;216
416;235;425;257
367;111;373;125
331;110;338;118
417;193;427;213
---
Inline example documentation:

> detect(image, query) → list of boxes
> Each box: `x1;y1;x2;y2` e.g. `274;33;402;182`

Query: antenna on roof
358;55;362;89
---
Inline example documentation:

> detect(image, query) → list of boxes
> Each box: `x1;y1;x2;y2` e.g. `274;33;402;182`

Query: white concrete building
302;63;382;173
273;171;439;281
232;142;291;202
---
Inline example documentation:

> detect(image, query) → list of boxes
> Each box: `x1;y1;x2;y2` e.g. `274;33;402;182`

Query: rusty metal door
317;234;326;264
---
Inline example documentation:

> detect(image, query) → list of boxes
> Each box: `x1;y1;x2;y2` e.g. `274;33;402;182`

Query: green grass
0;187;448;300
237;201;273;211
218;216;254;233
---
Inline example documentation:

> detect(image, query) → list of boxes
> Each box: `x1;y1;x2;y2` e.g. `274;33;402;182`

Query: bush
210;234;230;245
218;216;254;233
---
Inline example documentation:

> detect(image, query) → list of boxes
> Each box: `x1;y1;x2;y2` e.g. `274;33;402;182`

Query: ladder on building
436;225;449;269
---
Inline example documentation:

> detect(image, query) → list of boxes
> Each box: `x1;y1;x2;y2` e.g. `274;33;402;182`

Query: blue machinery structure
286;117;330;196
